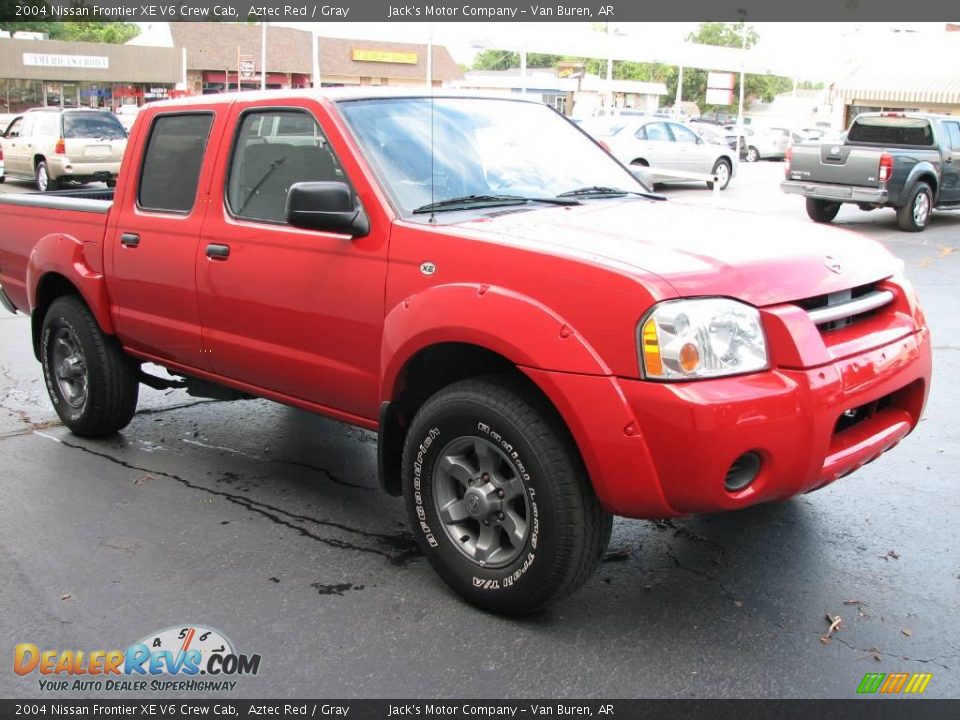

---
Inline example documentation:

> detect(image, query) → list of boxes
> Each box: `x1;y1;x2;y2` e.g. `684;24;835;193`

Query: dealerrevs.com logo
14;625;261;692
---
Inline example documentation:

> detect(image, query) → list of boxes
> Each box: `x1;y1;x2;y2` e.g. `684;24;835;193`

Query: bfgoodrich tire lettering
402;376;612;615
41;296;139;437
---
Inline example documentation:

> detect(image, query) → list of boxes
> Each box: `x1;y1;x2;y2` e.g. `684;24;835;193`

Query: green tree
0;21;139;44
472;50;561;71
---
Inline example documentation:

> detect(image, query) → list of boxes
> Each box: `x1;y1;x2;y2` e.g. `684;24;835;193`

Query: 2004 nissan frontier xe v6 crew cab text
0;90;932;615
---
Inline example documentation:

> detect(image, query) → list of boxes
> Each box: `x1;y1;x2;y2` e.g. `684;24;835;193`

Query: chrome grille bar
807;289;895;326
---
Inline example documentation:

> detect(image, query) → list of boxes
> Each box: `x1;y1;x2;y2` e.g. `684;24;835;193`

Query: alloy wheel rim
37;166;47;191
51;326;88;409
913;192;930;226
432;436;531;568
716;164;729;187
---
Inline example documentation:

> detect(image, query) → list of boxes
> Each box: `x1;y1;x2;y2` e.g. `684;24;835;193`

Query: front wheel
806;198;841;223
896;182;932;232
41;296;139;437
402;377;612;615
706;159;732;190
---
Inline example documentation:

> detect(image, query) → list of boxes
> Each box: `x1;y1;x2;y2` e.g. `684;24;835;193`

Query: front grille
794;282;893;332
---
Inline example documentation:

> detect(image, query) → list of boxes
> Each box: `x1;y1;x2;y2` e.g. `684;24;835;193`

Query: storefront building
0;36;181;114
130;23;462;94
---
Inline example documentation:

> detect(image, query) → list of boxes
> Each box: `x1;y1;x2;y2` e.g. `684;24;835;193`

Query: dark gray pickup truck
781;112;960;231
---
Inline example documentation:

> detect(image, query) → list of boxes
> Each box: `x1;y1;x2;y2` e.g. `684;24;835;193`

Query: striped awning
835;72;960;106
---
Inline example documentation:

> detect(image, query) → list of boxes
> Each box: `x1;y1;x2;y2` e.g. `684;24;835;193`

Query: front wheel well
379;343;565;496
31;273;82;359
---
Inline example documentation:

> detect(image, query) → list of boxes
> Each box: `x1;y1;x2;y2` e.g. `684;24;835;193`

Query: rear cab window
138;113;215;214
847;116;934;146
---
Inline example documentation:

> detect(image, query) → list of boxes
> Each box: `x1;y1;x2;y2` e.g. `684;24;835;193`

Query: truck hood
448;198;899;306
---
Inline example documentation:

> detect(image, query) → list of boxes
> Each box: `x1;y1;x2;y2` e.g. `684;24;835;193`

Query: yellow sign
352;49;418;65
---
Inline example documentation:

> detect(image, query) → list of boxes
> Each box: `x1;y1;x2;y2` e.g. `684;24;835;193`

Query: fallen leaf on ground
881;549;900;561
61;593;71;600
902;628;912;637
820;613;843;644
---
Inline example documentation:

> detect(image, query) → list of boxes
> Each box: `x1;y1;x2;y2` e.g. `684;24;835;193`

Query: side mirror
286;181;370;237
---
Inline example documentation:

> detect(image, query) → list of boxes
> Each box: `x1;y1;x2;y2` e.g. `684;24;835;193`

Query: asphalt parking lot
1;162;958;699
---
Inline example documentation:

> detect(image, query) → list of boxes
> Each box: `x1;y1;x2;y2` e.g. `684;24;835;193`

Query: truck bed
0;187;113;313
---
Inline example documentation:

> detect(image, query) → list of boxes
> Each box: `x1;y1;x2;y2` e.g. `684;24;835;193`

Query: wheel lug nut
482;520;489;526
497;512;504;521
496;489;505;498
481;473;490;481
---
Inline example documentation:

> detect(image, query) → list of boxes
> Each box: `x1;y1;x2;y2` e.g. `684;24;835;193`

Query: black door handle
120;233;140;248
205;244;230;259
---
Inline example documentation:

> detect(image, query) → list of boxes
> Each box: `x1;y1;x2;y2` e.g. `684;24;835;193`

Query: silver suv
0;108;127;191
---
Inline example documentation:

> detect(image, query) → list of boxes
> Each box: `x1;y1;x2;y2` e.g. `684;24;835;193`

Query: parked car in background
783;112;960;231
0;108;127;191
115;103;143;132
722;126;788;162
692;123;739;152
0;116;15;184
585;117;737;190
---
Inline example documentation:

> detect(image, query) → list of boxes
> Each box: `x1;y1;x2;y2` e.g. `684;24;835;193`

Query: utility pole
312;31;321;88
735;14;747;161
261;22;267;91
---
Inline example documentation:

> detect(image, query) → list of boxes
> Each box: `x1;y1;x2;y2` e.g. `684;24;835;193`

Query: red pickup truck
0;90;932;615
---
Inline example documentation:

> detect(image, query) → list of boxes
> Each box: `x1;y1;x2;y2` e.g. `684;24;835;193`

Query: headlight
638;298;768;380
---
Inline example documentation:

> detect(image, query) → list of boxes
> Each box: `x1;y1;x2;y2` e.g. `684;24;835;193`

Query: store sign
239;55;256;79
351;49;418;64
23;53;109;69
706;72;735;90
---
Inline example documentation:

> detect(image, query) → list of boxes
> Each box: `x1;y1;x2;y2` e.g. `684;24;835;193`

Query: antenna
428;23;436;224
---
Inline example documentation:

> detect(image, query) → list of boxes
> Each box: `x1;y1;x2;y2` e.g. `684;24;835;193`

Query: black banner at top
0;0;958;22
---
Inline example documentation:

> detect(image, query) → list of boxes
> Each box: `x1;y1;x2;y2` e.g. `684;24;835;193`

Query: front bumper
524;327;931;519
781;180;888;204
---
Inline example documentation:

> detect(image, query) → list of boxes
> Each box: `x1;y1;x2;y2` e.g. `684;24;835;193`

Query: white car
115;104;143;133
586;117;737;190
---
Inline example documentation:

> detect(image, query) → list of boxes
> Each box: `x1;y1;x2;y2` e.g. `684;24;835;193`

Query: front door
195;100;390;420
105;108;226;371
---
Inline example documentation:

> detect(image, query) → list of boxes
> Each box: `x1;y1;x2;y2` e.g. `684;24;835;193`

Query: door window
669;124;699;144
944;122;960;151
639;122;670;142
226;110;345;224
138;113;214;214
33;112;60;137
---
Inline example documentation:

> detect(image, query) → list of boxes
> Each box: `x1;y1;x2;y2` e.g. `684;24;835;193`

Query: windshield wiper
557;185;665;200
412;194;580;214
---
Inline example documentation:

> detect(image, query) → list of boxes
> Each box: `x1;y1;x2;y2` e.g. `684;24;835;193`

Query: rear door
195;99;390;419
939;120;960;204
105;106;226;370
667;122;708;174
635;122;678;176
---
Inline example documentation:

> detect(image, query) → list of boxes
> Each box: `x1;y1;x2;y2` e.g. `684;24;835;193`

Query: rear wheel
35;160;58;192
402;376;612;615
41;296;139;437
707;159;732;190
806;198;841;223
896;182;932;232
745;146;760;163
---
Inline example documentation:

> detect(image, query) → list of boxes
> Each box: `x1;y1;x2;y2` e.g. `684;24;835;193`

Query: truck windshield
338;97;645;214
63;112;127;140
847;116;934;146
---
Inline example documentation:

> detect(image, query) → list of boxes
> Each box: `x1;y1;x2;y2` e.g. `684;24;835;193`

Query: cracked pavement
1;163;958;698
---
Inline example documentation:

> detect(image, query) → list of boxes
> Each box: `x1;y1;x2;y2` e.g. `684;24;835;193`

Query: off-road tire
41;296;139;437
402;376;612;615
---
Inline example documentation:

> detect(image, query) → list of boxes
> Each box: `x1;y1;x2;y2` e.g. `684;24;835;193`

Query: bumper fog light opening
725;451;762;493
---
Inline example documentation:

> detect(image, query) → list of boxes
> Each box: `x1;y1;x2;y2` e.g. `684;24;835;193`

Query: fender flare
380;283;610;402
27;232;114;335
903;163;939;200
